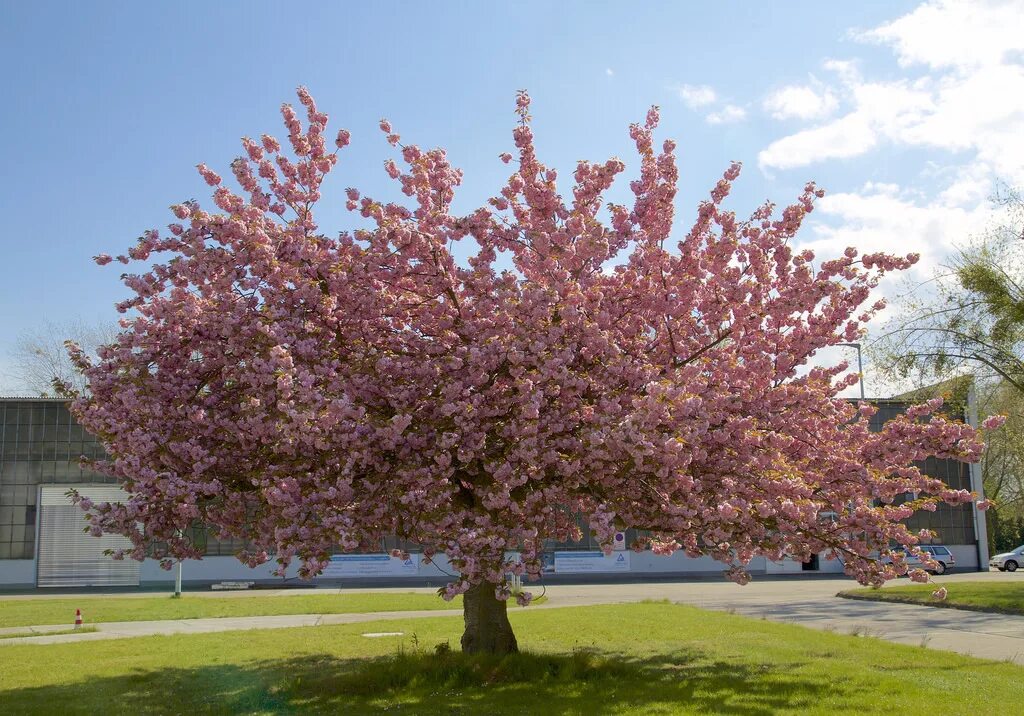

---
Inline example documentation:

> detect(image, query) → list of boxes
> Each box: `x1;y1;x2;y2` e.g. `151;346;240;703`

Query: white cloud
763;85;839;120
758;0;1024;182
898;65;1024;179
861;0;1024;70
808;183;990;269
706;104;747;125
935;163;993;207
822;58;860;83
762;1;1024;397
673;83;747;125
758;112;877;170
861;181;901;196
675;84;717;108
796;176;994;362
605;68;614;77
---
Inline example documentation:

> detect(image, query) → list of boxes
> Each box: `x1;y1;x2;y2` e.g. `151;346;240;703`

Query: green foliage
989;511;1024;554
978;380;1024;530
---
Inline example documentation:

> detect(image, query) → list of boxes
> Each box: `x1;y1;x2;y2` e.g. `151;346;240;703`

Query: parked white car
883;545;956;574
908;545;956;574
990;545;1024;572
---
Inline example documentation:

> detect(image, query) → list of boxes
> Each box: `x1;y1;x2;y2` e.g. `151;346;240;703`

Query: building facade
0;397;988;588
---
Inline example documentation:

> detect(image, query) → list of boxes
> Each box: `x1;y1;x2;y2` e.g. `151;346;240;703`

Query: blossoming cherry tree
70;89;995;654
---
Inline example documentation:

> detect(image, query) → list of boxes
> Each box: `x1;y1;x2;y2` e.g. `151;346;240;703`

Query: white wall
621;551;763;573
765;558;804;574
0;559;36;587
948;545;979;571
139;556;304;584
0;546;985;588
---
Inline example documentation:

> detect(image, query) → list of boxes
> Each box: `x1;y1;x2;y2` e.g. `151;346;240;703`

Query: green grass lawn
0;602;1021;715
840;580;1024;615
0;627;97;640
0;592;547;629
0;592;461;628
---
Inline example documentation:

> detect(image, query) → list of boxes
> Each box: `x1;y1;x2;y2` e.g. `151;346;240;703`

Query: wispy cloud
860;0;1024;70
706;104;747;125
759;1;1024;179
674;83;717;108
763;85;839;121
761;1;1024;397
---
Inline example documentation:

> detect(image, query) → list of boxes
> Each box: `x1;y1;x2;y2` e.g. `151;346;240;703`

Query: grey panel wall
0;400;111;560
0;397;983;573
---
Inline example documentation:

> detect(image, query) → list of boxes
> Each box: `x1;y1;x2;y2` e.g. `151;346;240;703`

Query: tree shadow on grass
3;647;851;715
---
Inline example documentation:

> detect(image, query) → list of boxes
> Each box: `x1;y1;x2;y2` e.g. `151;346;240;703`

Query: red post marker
74;609;83;629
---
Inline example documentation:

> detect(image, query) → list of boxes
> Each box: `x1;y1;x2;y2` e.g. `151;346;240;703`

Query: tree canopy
70;89;991;614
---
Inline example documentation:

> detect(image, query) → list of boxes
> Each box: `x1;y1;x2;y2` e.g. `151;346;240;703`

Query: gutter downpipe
967;382;990;571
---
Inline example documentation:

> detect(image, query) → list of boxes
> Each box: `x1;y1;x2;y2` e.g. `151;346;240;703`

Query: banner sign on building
553;551;630;573
322;553;420;577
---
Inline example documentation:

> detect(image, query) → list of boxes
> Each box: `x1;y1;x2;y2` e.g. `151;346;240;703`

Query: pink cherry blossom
982;415;1007;430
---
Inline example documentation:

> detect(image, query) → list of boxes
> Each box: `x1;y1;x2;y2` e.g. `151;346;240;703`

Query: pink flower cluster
70;88;992;597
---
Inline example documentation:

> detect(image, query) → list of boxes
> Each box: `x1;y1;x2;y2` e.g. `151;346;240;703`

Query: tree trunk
461;581;519;654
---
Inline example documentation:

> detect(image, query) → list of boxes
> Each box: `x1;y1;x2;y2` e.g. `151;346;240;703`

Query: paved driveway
542;572;1024;663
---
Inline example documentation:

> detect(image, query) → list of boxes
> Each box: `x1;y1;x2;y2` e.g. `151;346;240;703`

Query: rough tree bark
461;581;519;654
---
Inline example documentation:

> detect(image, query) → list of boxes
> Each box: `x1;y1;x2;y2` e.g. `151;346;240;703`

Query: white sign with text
323;553;420;577
553;551;630;573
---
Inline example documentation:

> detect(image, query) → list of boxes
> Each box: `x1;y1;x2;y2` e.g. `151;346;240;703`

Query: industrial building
0;397;989;589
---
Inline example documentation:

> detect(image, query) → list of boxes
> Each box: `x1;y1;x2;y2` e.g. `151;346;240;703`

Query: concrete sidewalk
3;573;1024;666
0;608;463;645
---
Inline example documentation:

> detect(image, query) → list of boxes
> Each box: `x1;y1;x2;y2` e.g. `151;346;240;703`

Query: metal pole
174;528;183;597
837;343;866;399
967;382;990;571
856;344;865;399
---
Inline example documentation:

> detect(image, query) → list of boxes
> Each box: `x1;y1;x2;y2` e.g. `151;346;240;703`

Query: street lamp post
837;342;866;400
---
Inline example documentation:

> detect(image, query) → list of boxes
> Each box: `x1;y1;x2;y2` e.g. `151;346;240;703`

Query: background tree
69;89;992;655
6;319;116;396
874;187;1024;391
872;188;1024;550
981;378;1024;552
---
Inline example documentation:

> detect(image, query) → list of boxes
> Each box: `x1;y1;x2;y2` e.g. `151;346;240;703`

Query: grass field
0;626;97;640
0;592;460;628
1;602;1021;714
0;591;548;629
840;580;1024;615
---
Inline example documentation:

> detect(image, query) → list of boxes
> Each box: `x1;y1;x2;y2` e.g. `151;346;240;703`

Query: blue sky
1;1;1021;394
